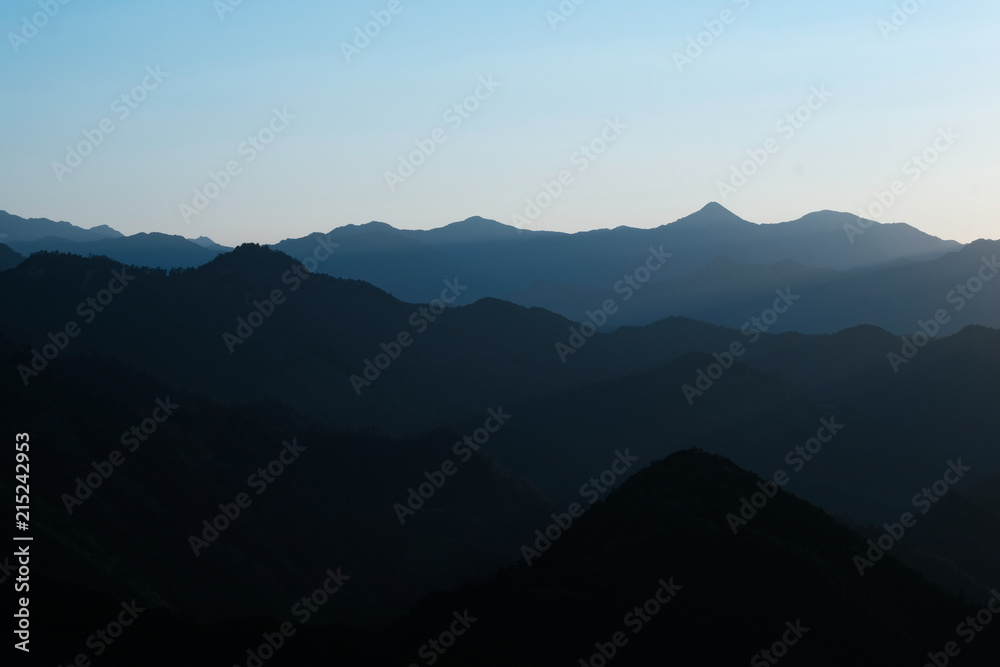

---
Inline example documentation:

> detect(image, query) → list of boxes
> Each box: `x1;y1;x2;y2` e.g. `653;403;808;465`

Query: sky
1;0;998;247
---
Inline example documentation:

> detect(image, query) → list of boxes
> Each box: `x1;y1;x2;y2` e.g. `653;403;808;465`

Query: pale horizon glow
1;0;997;247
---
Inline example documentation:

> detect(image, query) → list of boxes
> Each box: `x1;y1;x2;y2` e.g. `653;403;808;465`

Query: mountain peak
698;201;738;216
423;216;520;242
188;236;231;252
86;224;123;238
671;202;750;228
326;221;399;237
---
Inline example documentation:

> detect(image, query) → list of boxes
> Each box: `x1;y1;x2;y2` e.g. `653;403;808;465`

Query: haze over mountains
3;203;960;272
4;207;1000;665
5;203;989;336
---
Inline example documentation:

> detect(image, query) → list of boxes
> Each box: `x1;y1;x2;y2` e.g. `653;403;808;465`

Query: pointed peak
445;216;507;229
671;202;750;228
699;201;737;216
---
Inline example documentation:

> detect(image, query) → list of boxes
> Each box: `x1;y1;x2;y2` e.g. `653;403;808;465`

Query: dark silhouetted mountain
3;247;1000;613
972;472;1000;514
850;489;1000;609
20;573;378;667
374;450;1000;666
12;438;1000;665
0;242;24;270
0;333;553;632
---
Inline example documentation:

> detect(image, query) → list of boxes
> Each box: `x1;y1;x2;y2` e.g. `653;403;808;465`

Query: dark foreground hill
0;242;24;270
375;449;1000;666
15;451;1000;666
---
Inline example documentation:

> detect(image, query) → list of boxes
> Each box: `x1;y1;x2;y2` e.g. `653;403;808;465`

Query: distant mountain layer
0;210;231;269
265;203;974;332
509;239;1000;334
272;203;962;306
0;209;124;242
3;204;980;332
4;203;963;292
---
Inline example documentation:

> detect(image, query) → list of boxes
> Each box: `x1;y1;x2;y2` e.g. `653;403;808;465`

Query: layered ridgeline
7;424;1000;666
3;203;955;277
7;203;995;334
2;247;1000;619
0;332;552;632
374;450;1000;666
4;345;999;667
271;203;985;334
0;206;225;270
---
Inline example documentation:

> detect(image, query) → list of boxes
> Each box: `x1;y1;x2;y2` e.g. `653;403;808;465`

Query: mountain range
3;208;999;665
5;204;987;334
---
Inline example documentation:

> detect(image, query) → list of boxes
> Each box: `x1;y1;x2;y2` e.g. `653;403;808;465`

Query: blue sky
1;0;997;246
